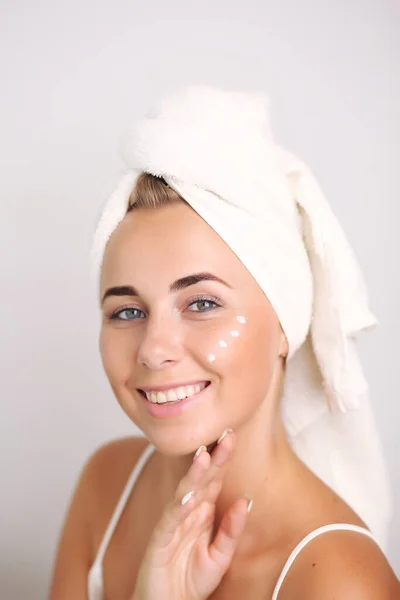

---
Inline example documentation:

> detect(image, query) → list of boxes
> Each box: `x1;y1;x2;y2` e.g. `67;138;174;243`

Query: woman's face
99;201;287;455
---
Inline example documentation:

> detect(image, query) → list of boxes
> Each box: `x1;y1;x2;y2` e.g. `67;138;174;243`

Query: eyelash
109;295;223;321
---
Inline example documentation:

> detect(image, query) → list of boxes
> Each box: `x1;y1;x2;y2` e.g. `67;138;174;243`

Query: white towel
90;84;392;550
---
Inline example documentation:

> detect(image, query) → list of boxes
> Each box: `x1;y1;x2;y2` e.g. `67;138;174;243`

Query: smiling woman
48;85;399;600
99;179;285;447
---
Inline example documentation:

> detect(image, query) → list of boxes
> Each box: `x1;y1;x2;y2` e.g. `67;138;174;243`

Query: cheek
183;316;249;365
99;326;131;383
187;315;279;400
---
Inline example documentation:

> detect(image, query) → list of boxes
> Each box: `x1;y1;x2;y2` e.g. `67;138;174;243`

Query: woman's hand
132;429;251;600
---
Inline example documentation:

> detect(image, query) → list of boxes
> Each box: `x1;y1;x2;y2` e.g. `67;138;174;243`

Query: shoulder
83;435;150;528
84;435;149;489
85;434;150;526
48;436;148;599
278;528;399;600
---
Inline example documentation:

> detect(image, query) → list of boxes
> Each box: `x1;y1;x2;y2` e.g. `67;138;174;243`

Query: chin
143;427;221;457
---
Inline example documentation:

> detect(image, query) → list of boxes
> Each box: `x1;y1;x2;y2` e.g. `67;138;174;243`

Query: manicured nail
181;490;195;505
244;494;253;513
193;445;207;461
217;428;233;444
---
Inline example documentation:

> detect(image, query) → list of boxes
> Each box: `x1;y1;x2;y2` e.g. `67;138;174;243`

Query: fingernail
193;445;207;461
181;490;195;505
217;428;233;444
244;494;253;513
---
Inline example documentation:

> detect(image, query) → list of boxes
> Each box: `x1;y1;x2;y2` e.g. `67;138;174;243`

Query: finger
161;441;231;544
208;497;250;570
164;430;236;537
174;446;211;501
148;433;235;554
150;450;212;550
191;430;236;509
202;429;236;490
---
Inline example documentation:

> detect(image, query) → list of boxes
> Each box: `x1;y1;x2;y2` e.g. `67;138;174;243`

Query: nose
136;315;184;370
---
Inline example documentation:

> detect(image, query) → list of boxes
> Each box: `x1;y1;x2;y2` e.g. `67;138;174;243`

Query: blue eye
188;297;221;312
109;295;222;320
111;308;145;321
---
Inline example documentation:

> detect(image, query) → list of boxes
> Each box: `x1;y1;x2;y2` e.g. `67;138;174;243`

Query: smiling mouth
138;381;211;405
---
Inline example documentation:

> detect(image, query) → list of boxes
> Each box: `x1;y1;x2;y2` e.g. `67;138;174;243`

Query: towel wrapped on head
90;84;392;550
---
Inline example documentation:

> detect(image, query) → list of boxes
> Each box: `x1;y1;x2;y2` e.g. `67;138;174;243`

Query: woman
48;85;399;600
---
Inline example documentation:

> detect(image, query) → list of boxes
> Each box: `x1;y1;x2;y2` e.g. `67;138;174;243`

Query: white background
1;1;398;598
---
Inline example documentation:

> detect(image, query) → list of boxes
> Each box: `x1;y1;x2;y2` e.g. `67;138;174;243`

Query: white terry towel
90;84;392;550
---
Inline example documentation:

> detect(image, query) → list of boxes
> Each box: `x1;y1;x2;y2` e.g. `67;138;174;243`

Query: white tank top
87;444;379;600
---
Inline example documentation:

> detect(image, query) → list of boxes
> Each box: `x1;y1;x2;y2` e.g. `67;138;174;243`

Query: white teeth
145;382;207;404
176;386;186;400
166;389;178;402
157;392;167;403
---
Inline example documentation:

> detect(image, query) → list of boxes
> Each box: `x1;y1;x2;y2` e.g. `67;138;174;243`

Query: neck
156;359;307;558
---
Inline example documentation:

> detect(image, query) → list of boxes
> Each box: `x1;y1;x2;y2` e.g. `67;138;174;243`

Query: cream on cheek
199;312;278;409
197;313;272;423
205;315;248;365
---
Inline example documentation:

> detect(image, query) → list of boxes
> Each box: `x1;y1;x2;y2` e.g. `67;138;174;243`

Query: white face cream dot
236;315;247;324
218;340;228;348
207;353;216;363
230;330;240;337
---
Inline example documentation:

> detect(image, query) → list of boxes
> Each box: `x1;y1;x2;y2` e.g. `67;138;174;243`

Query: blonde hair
128;172;183;211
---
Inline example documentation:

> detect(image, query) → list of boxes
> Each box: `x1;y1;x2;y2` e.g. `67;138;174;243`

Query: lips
139;381;211;405
138;380;210;393
140;381;212;418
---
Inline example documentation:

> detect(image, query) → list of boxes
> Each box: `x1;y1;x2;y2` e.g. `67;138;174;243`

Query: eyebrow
101;272;232;306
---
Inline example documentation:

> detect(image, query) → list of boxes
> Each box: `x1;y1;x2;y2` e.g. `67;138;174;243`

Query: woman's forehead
101;203;253;288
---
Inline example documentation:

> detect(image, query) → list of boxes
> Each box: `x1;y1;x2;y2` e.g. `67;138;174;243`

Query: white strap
91;443;155;565
87;561;104;600
271;523;379;600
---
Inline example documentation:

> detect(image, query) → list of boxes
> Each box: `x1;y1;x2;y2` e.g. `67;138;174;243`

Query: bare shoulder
47;435;148;600
279;529;399;600
86;435;149;498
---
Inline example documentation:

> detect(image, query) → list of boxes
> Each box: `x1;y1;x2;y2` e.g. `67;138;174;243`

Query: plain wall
0;1;398;598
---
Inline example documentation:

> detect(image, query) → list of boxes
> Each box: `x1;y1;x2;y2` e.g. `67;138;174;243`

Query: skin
99;201;298;557
89;199;399;599
132;431;252;600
